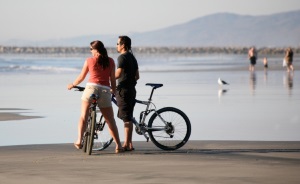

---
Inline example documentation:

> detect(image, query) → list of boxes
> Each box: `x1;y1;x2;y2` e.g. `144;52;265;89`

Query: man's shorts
116;88;136;122
81;84;112;108
250;56;256;65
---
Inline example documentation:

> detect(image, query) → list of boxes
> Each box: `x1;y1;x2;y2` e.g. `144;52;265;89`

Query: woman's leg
75;100;89;145
100;107;123;150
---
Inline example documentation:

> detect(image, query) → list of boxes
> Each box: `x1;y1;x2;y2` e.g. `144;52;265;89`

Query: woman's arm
67;60;89;90
110;65;116;94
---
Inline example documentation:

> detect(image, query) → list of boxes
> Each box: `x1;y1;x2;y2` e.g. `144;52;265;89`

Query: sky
0;0;300;42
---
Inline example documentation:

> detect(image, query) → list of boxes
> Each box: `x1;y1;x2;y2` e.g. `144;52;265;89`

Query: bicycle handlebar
73;83;163;105
73;86;85;91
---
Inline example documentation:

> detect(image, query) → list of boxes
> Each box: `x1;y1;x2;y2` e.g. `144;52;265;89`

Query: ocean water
0;54;299;146
0;53;264;73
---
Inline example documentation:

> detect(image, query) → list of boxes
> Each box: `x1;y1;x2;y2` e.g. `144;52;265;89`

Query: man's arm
135;69;140;81
115;68;122;79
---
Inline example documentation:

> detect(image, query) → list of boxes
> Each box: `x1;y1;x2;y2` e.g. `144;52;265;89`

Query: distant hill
2;10;300;47
132;10;300;47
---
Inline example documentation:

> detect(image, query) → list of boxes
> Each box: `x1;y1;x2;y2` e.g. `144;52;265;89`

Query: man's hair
119;35;132;51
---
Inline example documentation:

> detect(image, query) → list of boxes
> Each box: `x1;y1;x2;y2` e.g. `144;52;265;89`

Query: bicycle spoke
92;115;113;151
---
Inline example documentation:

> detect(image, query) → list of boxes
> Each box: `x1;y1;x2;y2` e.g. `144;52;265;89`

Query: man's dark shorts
116;88;136;122
250;56;256;65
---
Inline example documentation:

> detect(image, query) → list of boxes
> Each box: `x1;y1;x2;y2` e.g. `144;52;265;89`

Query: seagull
218;78;229;86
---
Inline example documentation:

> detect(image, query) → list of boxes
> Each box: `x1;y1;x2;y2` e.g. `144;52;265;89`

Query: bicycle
73;83;191;153
73;86;113;155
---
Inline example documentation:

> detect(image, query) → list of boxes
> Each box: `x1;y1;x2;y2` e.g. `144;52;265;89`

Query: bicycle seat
146;83;163;89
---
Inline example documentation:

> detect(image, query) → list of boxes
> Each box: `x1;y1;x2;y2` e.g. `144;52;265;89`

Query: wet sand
1;141;300;184
0;108;42;121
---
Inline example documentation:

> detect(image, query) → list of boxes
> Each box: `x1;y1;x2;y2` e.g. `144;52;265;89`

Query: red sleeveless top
87;56;115;87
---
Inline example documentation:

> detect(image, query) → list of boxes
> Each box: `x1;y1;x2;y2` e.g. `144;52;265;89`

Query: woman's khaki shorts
81;85;112;108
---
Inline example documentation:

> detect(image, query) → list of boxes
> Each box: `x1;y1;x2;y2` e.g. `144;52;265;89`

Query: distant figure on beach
115;36;140;151
263;57;268;69
248;47;257;71
284;47;294;72
67;40;123;153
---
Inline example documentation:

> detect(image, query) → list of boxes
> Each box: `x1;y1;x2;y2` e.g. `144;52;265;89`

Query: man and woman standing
67;36;139;153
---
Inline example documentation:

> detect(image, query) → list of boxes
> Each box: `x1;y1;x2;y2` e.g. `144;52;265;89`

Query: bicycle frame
112;84;169;141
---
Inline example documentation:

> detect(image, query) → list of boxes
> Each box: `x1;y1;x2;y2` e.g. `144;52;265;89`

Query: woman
67;40;123;153
285;47;294;72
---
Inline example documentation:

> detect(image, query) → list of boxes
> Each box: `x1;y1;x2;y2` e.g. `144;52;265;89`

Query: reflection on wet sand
283;72;294;95
264;69;268;84
249;71;256;95
218;89;229;98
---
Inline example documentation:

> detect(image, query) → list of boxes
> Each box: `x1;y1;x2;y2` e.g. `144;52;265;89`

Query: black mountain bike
73;83;191;153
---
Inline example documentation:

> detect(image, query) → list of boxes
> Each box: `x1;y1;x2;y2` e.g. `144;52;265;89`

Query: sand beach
1;141;300;184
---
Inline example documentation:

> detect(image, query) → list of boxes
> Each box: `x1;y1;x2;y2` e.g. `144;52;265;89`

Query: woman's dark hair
90;40;109;69
118;35;132;52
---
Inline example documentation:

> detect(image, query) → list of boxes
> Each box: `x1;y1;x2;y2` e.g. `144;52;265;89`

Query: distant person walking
263;57;268;69
115;36;140;151
284;47;294;72
248;47;257;71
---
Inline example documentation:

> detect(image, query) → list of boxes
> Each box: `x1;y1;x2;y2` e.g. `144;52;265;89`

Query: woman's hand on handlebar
110;88;116;95
67;83;74;90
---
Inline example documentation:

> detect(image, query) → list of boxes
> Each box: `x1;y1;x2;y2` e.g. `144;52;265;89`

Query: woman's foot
115;148;125;154
74;143;82;149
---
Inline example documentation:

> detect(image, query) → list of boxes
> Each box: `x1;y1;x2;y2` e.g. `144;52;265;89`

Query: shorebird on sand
218;78;229;86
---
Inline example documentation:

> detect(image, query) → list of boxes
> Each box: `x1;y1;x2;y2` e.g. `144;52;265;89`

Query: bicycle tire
82;131;88;153
148;107;191;150
92;115;113;151
82;111;91;153
87;110;96;155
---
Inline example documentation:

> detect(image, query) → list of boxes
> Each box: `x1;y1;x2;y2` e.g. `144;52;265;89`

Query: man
248;47;257;72
115;36;140;151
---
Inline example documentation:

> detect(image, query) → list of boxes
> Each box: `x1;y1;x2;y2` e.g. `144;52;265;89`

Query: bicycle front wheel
92;115;113;151
148;107;191;150
82;110;91;153
87;110;96;155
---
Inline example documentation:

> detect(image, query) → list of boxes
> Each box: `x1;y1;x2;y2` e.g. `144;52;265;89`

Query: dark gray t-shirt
117;51;138;88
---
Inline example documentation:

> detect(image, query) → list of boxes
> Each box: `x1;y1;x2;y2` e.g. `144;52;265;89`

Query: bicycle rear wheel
87;110;96;155
148;107;191;150
92;115;113;151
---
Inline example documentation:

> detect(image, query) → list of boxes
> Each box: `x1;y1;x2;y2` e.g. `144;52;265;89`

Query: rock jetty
0;46;299;56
